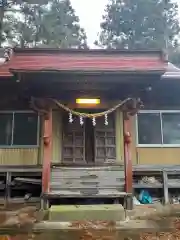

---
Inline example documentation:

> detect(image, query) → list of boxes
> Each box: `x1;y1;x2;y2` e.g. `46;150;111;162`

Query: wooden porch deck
0;164;179;207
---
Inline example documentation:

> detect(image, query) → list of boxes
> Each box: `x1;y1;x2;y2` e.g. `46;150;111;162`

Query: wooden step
43;190;132;199
49;166;125;198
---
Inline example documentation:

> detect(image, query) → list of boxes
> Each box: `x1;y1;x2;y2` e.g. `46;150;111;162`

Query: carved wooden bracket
30;97;51;119
123;98;143;119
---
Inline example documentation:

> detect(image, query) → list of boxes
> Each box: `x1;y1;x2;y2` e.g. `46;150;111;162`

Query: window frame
0;110;40;148
136;110;180;148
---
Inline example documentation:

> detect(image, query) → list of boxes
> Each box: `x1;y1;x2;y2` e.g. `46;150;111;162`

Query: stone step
49;204;126;221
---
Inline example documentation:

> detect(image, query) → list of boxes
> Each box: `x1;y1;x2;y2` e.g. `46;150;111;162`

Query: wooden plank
50;167;125;194
167;170;180;174
8;197;40;203
163;171;169;204
115;109;123;163
50;178;125;185
43;190;130;198
0;167;42;172
51;167;125;179
0;197;40;205
0;164;180;173
5;172;11;204
50;183;125;189
51;170;125;177
52;165;124;170
13;177;41;185
168;184;180;188
133;183;162;189
133;164;180;171
52;111;62;164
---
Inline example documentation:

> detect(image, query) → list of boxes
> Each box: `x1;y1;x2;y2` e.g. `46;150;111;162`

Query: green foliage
39;0;87;48
96;0;180;51
0;0;88;48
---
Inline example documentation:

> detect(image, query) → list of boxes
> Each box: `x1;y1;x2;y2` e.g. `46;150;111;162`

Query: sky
71;0;180;49
71;0;108;48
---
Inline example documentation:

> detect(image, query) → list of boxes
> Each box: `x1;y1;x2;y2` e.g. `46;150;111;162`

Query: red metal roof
0;48;166;77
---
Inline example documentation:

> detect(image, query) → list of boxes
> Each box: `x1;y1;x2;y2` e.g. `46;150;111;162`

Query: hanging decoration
92;117;96;126
52;98;142;126
30;97;143;127
80;116;84;126
69;112;73;123
104;114;108;126
53;98;135;119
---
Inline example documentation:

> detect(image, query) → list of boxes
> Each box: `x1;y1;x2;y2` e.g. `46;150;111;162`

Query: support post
123;113;133;210
163;171;169;204
5;172;11;206
42;109;52;208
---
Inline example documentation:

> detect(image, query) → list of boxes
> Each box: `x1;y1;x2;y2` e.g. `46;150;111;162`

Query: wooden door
94;113;116;163
62;115;85;164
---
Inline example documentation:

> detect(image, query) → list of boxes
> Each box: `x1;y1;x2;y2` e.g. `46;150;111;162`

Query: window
0;112;39;147
137;111;180;146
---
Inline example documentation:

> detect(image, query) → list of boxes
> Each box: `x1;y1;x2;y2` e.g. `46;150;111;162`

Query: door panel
62;113;116;164
94;113;116;163
62;115;85;164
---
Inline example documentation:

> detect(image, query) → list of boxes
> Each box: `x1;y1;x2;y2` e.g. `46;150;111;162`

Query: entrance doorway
62;111;116;164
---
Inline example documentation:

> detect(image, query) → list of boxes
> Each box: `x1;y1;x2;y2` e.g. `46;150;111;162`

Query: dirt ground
1;203;180;240
135;205;180;240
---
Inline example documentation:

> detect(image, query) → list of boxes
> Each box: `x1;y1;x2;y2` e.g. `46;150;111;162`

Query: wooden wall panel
52;111;62;164
130;116;138;164
115;109;124;163
38;117;44;165
136;148;180;165
31;111;62;165
0;148;38;165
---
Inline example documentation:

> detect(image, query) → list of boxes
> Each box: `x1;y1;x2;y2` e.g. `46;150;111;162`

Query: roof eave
10;68;165;75
13;47;165;57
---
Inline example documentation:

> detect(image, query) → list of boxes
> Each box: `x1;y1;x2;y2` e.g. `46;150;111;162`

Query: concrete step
49;204;126;221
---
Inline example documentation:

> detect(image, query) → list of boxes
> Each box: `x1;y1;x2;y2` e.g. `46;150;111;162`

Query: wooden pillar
123;113;133;209
42;109;52;197
163;171;169;204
